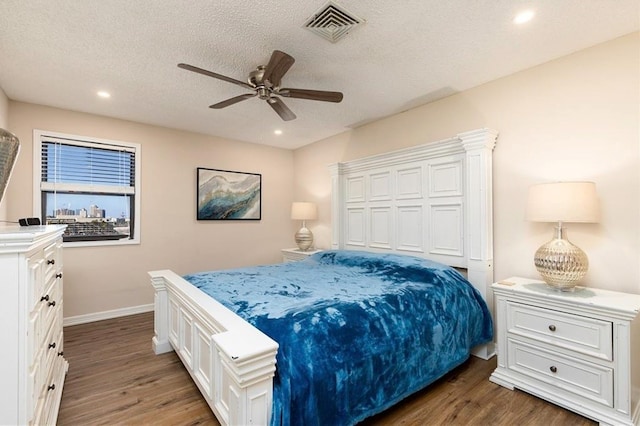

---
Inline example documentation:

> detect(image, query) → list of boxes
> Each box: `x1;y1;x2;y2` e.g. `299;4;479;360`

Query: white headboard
329;128;498;358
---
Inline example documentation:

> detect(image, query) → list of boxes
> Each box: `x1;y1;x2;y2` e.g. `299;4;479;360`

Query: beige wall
0;87;9;219
7;102;295;318
0;88;7;130
295;32;640;294
3;32;639;320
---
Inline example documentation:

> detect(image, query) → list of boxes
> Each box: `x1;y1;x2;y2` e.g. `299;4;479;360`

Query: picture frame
196;167;262;220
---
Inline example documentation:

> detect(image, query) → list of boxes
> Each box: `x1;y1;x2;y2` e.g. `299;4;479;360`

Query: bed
150;128;498;425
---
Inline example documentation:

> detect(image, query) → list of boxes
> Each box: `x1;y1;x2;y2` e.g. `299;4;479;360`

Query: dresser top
493;276;640;316
0;225;66;252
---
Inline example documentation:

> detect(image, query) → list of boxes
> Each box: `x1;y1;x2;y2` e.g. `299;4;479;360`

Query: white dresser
0;225;68;425
490;277;640;426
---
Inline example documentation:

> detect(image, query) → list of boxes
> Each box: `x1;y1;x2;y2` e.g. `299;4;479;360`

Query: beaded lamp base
295;227;314;251
534;225;589;291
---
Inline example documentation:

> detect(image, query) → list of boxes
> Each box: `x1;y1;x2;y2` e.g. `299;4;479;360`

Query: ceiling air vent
303;2;364;43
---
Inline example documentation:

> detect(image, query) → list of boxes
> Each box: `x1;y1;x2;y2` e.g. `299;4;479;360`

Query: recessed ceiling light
97;91;111;98
274;129;283;135
514;10;535;25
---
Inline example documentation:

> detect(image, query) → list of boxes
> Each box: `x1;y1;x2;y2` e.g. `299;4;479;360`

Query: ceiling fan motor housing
248;66;266;87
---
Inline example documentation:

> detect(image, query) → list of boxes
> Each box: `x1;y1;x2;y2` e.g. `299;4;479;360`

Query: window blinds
41;138;136;195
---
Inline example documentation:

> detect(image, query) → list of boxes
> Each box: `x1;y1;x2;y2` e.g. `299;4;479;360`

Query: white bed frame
150;127;498;425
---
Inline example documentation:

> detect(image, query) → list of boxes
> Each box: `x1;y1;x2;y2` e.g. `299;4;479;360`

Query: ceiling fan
178;50;343;121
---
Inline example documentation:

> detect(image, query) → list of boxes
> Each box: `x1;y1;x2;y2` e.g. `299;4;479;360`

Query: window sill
62;237;140;248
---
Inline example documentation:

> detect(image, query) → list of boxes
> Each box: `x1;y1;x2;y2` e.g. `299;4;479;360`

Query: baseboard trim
63;303;154;327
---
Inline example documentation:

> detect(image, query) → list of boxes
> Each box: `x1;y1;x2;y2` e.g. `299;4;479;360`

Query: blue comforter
184;250;493;426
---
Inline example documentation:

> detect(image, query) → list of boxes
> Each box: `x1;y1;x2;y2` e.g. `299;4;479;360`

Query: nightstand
281;248;321;262
490;277;640;426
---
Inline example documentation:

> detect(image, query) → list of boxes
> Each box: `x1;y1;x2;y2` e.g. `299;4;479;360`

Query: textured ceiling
0;1;638;149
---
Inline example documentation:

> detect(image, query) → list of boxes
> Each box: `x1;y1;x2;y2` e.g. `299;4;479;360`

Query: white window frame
33;129;141;247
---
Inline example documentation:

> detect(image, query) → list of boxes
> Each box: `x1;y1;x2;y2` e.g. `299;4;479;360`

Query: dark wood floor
58;312;596;425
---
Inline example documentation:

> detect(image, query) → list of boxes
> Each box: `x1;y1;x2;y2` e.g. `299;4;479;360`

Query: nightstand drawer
507;339;613;407
507;301;612;360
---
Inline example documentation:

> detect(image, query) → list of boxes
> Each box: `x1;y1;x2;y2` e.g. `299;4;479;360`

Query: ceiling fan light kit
179;50;343;121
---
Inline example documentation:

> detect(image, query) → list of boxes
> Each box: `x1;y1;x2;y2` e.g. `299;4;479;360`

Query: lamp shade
291;202;317;220
0;129;20;205
526;182;599;223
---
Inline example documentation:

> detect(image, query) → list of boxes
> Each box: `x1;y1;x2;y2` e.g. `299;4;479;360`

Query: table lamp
291;202;317;251
0;129;20;204
526;181;599;291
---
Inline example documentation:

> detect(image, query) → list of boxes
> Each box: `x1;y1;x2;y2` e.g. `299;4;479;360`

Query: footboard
149;270;278;426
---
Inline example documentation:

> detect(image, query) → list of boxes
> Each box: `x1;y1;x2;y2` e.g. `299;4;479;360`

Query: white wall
0;87;9;220
294;32;640;294
7;102;295;318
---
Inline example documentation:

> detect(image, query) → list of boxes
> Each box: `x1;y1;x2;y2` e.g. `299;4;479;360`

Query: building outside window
33;130;141;246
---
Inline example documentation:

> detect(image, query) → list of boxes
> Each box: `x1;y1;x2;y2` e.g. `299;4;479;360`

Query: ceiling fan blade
178;63;254;90
278;88;343;103
267;97;296;121
209;93;257;109
263;50;295;88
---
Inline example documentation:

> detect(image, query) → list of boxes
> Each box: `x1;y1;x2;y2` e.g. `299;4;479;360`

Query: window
34;130;141;246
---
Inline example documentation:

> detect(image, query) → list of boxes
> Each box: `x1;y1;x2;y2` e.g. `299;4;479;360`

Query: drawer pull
47;300;56;307
48;342;56;349
548;325;556;332
47;384;55;391
58;351;64;357
56;273;63;279
550;366;557;373
47;259;55;265
40;294;50;302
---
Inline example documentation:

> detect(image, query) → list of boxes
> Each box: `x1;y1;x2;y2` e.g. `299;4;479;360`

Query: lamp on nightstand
526;181;599;291
291;202;317;251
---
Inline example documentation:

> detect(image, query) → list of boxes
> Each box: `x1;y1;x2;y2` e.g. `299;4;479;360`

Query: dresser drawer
28;270;61;369
28;304;44;369
27;250;46;311
31;318;64;424
42;327;64;391
28;284;63;406
42;354;67;426
40;278;62;341
506;301;612;360
507;338;613;407
31;279;60;353
33;347;66;426
43;241;58;280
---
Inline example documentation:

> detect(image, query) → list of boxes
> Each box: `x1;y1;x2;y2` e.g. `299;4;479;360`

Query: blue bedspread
184;250;493;426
